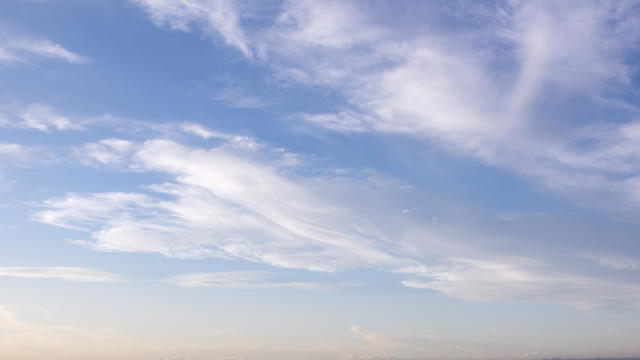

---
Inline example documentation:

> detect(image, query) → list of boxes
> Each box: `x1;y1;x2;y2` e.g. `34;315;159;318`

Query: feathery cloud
131;0;640;206
168;271;328;289
0;103;81;132
0;266;121;282
0;36;88;64
133;0;252;57
39;134;405;271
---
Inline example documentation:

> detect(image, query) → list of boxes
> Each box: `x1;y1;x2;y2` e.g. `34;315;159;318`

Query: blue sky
1;0;640;359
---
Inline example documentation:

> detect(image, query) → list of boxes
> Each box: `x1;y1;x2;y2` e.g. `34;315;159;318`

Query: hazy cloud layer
30;123;640;309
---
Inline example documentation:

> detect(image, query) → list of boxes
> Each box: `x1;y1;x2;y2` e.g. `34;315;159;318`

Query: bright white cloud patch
0;267;121;282
39;134;405;271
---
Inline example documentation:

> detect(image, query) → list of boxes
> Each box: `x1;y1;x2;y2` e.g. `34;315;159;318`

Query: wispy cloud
0;36;88;64
0;143;31;158
346;325;494;359
0;141;60;190
0;305;149;359
585;254;640;271
277;1;640;206
400;257;640;310
209;86;270;109
0;266;122;282
0;103;82;131
38;132;405;271
133;0;252;57
131;0;640;207
31;122;640;310
0;142;58;188
168;271;328;290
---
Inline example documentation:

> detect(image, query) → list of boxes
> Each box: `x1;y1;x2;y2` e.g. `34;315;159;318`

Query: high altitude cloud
133;0;252;57
32;123;640;309
0;103;80;131
169;271;327;289
0;35;88;64
132;0;640;206
400;257;640;310
18;0;640;310
280;1;640;205
38;132;406;272
0;267;121;282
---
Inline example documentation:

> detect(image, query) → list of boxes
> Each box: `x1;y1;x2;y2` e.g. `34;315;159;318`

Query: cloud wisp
399;257;640;310
131;0;640;207
38;132;405;272
0;36;88;64
168;271;328;290
0;103;82;132
133;0;252;57
29;122;640;309
0;266;122;282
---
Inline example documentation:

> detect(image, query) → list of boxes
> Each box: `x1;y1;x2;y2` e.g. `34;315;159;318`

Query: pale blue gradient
1;1;640;359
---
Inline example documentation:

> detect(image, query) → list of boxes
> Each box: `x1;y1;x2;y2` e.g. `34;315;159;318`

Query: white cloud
19;103;79;131
0;305;151;360
275;2;640;207
78;138;136;166
585;254;640;271
0;143;30;158
39;136;405;271
10;39;88;63
299;112;370;133
133;0;252;57
0;266;121;282
179;122;260;149
0;47;20;62
273;0;383;49
129;0;640;207
400;257;640;310
168;271;327;289
0;37;88;64
1;103;81;132
0;142;56;168
209;87;269;109
0;141;59;190
33;125;640;309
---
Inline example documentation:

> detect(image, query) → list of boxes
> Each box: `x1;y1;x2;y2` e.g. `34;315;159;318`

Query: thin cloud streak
0;266;122;282
0;36;88;64
168;271;330;290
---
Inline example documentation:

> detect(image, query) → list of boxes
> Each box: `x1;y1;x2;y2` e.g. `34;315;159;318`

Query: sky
1;0;640;359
